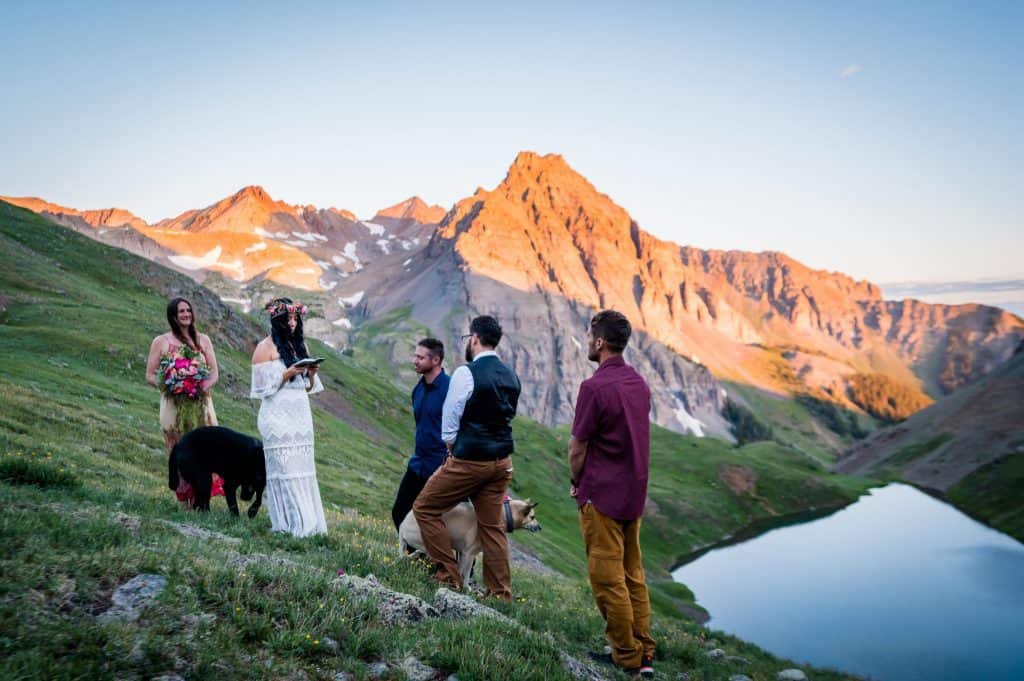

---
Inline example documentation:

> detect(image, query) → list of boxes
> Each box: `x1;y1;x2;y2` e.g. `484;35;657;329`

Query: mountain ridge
6;152;1021;440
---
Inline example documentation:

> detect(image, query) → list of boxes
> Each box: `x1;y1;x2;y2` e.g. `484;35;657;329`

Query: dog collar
504;498;514;533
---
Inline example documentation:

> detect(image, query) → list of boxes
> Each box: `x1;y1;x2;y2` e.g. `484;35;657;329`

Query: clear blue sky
1;1;1020;284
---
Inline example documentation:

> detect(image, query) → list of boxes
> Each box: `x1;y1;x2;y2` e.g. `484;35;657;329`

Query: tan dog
399;498;541;585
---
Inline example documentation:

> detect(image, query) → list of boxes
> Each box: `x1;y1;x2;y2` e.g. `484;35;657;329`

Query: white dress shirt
441;350;497;444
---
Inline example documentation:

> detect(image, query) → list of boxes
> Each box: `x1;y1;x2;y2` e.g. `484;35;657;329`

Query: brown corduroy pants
412;456;514;598
579;501;655;669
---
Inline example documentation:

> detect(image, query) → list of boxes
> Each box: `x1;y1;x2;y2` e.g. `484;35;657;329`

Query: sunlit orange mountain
355;152;1024;423
0;196;148;231
373;196;446;231
3;188;439;292
7;154;1022;437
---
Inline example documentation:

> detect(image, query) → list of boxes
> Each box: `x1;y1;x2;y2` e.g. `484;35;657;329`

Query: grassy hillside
0;200;870;680
948;453;1024;540
835;341;1024;542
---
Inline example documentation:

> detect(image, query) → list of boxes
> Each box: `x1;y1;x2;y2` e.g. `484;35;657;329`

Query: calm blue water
672;484;1024;681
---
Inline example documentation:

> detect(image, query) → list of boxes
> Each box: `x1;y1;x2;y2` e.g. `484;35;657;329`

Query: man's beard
587;340;599;362
464;340;474;363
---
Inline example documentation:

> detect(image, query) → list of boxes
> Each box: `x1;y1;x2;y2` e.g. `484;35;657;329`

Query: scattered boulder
320;636;340;654
432;588;515;625
97;574;167;623
777;671;808;681
159;520;241;544
431;589;604;679
559;651;607;681
401;656;439;681
705;648;726;660
335;574;438;626
367;661;390;678
228;552;302;570
111;511;141;534
333;674;354;681
151;675;185;681
730;676;753;681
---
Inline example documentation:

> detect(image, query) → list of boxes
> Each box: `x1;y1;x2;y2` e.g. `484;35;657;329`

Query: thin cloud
841;64;862;78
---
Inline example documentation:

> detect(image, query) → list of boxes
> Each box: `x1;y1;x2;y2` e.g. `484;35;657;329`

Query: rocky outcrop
334;573;439;626
97;574;167;624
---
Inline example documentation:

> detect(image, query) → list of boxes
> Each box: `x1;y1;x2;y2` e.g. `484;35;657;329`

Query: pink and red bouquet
157;345;210;401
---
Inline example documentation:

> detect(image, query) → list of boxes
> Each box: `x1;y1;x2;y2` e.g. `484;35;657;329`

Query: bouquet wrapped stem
156;345;211;434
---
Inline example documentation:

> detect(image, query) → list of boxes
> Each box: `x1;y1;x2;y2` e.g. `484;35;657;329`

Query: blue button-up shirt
409;369;450;478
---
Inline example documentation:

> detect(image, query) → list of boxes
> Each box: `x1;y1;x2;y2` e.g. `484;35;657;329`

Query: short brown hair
590;310;631;353
418;337;444;361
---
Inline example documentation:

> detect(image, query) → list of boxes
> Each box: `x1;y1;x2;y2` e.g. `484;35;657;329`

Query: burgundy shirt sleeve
571;382;599;441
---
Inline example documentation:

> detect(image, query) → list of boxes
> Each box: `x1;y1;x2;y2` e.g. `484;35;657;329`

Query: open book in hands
292;357;326;368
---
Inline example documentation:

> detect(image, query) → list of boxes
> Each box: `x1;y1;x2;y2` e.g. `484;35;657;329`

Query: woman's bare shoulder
252;336;275;362
150;332;172;347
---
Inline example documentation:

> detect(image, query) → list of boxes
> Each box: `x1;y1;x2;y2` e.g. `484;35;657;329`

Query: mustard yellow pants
579;501;655;669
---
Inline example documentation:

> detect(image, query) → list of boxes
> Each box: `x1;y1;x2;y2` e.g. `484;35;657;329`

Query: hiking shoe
586;651;642;676
639;654;654;678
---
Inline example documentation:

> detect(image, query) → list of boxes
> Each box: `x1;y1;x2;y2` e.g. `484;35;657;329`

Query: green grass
875;434;954;479
948;453;1024;541
0;200;869;680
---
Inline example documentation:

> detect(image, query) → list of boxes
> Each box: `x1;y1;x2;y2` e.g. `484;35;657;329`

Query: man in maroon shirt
569;310;655;679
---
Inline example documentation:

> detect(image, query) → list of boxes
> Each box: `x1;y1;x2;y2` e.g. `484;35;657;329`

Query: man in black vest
413;315;521;599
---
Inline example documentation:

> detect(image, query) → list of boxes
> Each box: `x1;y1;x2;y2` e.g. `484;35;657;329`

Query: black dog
168;426;266;517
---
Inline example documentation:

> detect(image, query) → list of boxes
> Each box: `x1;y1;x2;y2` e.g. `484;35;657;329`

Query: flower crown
265;301;308;318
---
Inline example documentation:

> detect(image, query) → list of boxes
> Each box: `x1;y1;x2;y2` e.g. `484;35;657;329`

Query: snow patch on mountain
339;291;364;307
169;246;222;270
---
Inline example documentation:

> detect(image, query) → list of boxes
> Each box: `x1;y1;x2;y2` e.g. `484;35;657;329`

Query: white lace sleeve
250;361;284;400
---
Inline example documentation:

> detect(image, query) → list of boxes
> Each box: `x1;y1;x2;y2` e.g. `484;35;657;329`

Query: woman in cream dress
145;296;222;504
250;298;327;537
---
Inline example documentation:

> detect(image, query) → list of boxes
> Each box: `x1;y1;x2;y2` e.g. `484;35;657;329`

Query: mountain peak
0;195;148;230
374;196;446;224
231;185;274;205
509;150;568;171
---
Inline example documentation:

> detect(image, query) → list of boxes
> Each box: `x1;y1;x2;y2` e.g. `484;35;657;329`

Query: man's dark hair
470;315;503;348
418;337;445;361
590;310;631;354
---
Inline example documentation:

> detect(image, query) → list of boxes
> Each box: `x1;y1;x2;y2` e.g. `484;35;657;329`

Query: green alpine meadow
0;201;873;679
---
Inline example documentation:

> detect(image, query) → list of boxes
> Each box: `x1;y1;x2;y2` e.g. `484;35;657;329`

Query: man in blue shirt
391;338;450;531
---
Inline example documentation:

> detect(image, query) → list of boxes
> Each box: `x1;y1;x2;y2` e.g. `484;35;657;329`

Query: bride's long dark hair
268;297;309;368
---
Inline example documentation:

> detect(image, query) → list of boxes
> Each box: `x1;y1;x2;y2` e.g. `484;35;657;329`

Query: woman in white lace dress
250;298;327;537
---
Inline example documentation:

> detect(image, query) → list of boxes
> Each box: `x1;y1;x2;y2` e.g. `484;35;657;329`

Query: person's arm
568;383;598;490
145;336;163;388
568;436;588;482
201;334;219;392
441;366;474;451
